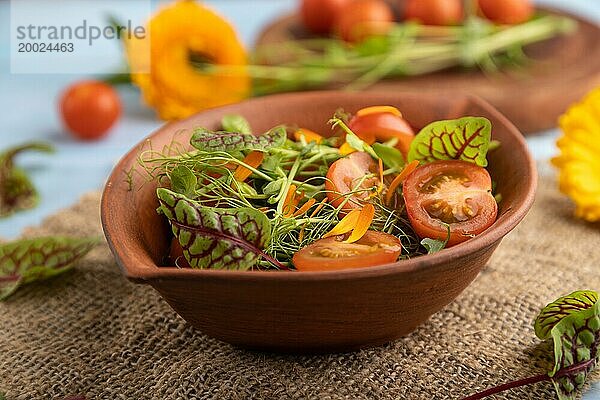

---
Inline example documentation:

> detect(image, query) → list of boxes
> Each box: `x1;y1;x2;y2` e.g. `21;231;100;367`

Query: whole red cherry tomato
300;0;351;34
478;0;533;24
59;80;121;141
403;160;498;247
335;0;395;43
404;0;463;25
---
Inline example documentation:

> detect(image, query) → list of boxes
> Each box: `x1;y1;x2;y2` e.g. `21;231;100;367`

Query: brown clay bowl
101;91;537;353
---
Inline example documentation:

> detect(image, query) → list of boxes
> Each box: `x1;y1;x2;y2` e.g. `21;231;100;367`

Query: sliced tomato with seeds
325;152;380;211
402;160;497;247
293;231;402;271
348;111;415;158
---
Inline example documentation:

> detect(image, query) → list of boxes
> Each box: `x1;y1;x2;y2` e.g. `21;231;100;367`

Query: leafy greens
146;112;494;272
0;236;99;300
465;290;600;400
536;290;600;400
157;188;285;270
407;117;491;167
191;126;286;152
0;142;54;218
420;224;451;254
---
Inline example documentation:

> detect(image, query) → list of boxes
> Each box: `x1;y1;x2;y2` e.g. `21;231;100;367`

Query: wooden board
256;8;600;135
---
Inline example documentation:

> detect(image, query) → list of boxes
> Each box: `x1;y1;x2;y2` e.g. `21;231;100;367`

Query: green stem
474;16;575;59
227;158;274;182
276;157;301;215
198;14;574;94
291;181;324;192
346;27;417;90
298;151;338;171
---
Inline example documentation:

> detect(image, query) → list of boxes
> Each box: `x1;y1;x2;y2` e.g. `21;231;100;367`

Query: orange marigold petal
385;160;420;205
309;198;329;218
126;1;250;120
339;142;356;156
233;151;264;181
356;106;402;118
293;198;317;217
322;209;361;238
283;185;304;217
344;204;375;243
294;128;323;144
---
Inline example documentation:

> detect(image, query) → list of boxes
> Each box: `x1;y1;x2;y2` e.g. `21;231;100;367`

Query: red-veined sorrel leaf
0;142;54;218
543;291;600;399
191;126;286;152
463;290;600;400
157;188;284;270
407;117;492;167
0;236;99;300
535;290;599;340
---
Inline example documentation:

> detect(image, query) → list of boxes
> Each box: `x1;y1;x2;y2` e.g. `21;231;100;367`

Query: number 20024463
17;42;74;53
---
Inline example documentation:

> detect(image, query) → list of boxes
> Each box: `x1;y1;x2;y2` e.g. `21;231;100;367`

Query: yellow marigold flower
127;0;250;120
552;88;600;222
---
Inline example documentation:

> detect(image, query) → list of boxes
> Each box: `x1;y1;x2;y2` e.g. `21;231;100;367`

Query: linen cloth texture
1;177;599;399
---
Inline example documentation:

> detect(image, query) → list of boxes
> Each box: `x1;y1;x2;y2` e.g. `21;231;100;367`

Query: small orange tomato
59;80;121;141
404;0;463;26
300;0;351;34
335;0;395;43
478;0;533;24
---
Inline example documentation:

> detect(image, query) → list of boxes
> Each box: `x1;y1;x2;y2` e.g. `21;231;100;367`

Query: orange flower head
127;1;250;120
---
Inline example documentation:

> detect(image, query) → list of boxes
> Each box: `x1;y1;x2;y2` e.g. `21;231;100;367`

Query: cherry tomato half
335;0;395;43
300;0;351;34
348;110;415;158
59;80;121;141
478;0;533;25
402;160;497;247
404;0;463;26
325;151;380;211
293;230;402;271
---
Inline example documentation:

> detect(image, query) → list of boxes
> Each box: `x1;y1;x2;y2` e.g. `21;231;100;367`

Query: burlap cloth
1;176;599;400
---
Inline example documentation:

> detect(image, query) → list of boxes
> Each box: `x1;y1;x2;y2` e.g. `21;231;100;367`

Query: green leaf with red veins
547;293;600;400
157;188;277;271
0;142;54;218
535;290;599;340
407;117;492;167
191;126;286;152
0;237;99;300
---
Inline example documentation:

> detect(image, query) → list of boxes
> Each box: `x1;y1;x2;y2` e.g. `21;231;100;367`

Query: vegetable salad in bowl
139;106;499;272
